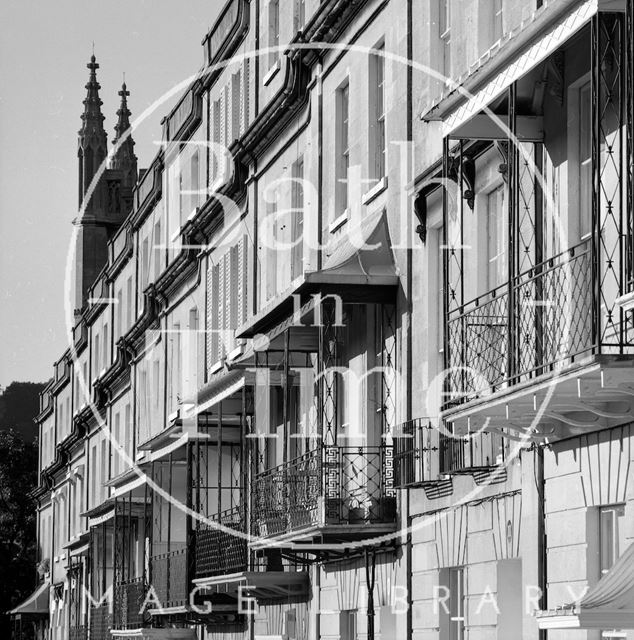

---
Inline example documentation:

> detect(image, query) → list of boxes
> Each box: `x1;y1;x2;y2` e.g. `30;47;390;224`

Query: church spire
78;54;107;206
113;81;130;144
111;80;138;191
79;54;106;143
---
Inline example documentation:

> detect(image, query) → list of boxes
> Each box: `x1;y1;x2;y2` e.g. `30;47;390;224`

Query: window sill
263;59;281;86
362;176;388;206
209;360;225;376
227;343;245;363
616;291;634;313
329;209;349;234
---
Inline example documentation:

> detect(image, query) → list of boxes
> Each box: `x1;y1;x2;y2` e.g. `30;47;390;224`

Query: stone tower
72;56;137;315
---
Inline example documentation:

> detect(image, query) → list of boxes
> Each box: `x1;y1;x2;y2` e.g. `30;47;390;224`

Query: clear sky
0;0;223;388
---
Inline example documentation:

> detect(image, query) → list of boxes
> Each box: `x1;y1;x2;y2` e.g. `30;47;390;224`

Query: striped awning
537;542;634;629
434;0;597;136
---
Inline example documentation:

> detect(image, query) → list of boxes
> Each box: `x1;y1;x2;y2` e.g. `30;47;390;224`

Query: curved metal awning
237;209;399;339
304;208;399;288
537;542;634;629
9;581;49;617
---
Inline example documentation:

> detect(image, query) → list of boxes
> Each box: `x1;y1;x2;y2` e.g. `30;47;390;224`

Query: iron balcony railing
393;418;437;487
253;445;396;539
195;506;248;578
446;240;597;405
393;418;506;486
69;627;88;640
150;546;188;609
113;577;145;630
439;429;507;474
89;601;111;640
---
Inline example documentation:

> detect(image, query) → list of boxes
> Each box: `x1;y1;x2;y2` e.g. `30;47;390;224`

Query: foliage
0;381;46;443
0;381;43;635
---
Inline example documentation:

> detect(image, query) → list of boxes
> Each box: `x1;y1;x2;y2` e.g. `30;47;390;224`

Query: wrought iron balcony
394;418;506;486
89;602;111;640
69;627;88;640
393;418;437;487
150;546;188;609
113;577;145;630
439;429;507;474
253;445;396;540
195;506;248;578
445;239;615;406
442;10;634;418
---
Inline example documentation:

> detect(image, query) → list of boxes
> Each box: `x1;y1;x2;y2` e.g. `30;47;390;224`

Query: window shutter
212;100;221;183
223;251;232;354
220;88;227;149
237;235;248;325
230;244;239;350
209;263;220;368
190;150;200;214
206;264;213;373
232;71;241;143
242;59;250;134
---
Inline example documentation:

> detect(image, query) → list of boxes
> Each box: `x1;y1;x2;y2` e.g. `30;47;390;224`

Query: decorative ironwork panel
252;445;396;537
515;241;592;379
448;241;592;402
68;558;85;634
380;304;397;437
195;506;247;578
89;602;111;640
439;428;506;474
393;418;437;487
447;283;509;400
69;627;88;640
321;300;340;446
149;546;188;610
626;2;634;298
594;12;628;349
113;578;145;630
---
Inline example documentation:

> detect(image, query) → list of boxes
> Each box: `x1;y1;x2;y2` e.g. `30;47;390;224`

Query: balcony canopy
110;629;197;639
193;570;310;603
424;0;598;135
9;581;49;617
537;542;634;629
237;209;399;339
305;208;399;289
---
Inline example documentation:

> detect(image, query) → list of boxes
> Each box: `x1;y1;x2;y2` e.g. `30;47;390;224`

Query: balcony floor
442;354;634;442
193;570;310;602
249;521;398;550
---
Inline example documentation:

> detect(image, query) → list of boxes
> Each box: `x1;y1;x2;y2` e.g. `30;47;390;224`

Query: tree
0;382;47;443
0;382;43;636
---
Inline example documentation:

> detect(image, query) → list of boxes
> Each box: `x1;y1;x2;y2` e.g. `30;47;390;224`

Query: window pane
600;507;615;573
579;82;592;238
487;184;506;290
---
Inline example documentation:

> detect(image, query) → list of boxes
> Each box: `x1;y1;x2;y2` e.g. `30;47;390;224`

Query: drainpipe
365;548;377;640
406;0;414;636
537;445;546;640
